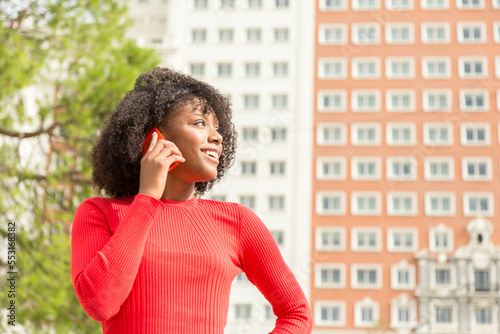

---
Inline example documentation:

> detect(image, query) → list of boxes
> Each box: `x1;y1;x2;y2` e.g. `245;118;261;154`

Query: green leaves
0;0;159;332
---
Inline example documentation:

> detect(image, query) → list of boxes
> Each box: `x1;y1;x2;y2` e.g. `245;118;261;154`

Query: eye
194;120;206;126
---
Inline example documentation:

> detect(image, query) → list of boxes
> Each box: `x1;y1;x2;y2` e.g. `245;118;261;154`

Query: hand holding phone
139;128;185;199
142;128;179;171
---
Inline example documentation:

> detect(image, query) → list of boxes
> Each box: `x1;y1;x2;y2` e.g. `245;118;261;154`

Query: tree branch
0;122;60;138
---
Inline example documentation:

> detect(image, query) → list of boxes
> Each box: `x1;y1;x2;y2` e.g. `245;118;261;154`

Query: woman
71;67;313;333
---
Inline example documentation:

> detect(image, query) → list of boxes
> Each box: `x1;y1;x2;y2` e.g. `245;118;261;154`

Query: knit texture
71;194;312;333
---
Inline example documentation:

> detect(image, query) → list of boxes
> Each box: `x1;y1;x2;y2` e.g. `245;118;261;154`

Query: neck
161;173;196;201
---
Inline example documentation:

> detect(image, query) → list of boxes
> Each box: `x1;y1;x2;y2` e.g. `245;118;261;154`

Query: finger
147;132;157;153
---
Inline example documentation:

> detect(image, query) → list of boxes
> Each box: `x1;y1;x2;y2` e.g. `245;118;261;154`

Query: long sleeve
236;204;313;334
70;195;165;322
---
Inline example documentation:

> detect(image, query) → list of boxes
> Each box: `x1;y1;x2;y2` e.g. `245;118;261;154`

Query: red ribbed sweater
71;194;312;333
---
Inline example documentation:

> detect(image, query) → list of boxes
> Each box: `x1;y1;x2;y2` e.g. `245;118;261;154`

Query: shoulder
74;196;135;217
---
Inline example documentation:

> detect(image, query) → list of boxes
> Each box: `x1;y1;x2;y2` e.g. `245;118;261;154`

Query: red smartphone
142;128;179;171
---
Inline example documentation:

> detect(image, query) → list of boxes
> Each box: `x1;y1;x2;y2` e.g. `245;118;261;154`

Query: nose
209;126;223;144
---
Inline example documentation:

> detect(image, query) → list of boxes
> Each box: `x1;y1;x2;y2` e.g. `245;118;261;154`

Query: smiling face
160;97;223;183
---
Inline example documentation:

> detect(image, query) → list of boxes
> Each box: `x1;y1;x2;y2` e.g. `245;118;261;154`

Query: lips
200;149;220;164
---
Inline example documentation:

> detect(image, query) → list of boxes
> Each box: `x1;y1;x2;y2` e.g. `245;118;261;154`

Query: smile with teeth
201;150;219;160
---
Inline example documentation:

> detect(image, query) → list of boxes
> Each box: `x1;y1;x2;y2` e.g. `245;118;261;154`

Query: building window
460;89;489;111
351;228;381;251
318;58;347;79
388;192;417;216
275;0;290;8
271;127;287;142
272;62;289;77
351;90;381;112
218;29;234;43
386;0;414;9
494;23;500;43
388;229;418;252
422;57;451;79
386;123;416;146
263;304;275;321
193;0;208;9
457;22;486;43
421;0;449;8
386;90;415;112
351;157;381;180
461;123;490;146
423;123;453;146
351;123;381;146
234;304;252;320
391;261;416;289
456;0;484;9
316;156;346;180
421;22;450;43
474;271;490;291
316;192;346;215
232;197;250;212
247;0;262;8
475;307;493;324
319;24;347;44
269;161;286;176
422;89;452;111
245;62;261;77
320;0;348;10
391;295;417;328
315;263;346;288
317;123;346;146
431;265;455;288
354;298;380;327
351;192;381;216
425;192;455;216
385;23;414;44
246;28;262;43
316;227;346;251
235;272;250;283
270;230;284;247
217;63;233;77
220;0;236;8
352;266;382;289
464;192;494;216
210;194;227;201
353;0;381;9
429;224;453;252
243;94;260;109
424;157;454;181
240;161;257;176
386;157;417;180
315;301;346;327
189;63;205;77
317;90;346;112
459;56;488;78
272;94;288;109
268;195;285;211
241;127;258;142
273;28;289;42
191;29;207;43
386;57;415;79
351;57;381;79
352;23;381;44
436;306;452;323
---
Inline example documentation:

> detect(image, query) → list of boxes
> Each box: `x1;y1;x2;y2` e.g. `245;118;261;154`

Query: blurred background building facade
313;0;500;333
125;0;500;333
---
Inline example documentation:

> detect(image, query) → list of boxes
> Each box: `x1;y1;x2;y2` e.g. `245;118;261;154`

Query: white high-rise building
126;0;315;332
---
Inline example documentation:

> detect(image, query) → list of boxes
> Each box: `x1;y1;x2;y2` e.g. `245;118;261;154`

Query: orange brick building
311;0;500;332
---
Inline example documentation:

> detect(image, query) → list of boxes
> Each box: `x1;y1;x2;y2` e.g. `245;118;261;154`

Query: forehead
180;98;219;123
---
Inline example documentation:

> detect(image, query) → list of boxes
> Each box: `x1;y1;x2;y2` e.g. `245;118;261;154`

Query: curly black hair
90;67;237;198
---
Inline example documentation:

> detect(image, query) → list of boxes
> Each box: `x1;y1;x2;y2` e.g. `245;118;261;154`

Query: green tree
0;0;159;332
